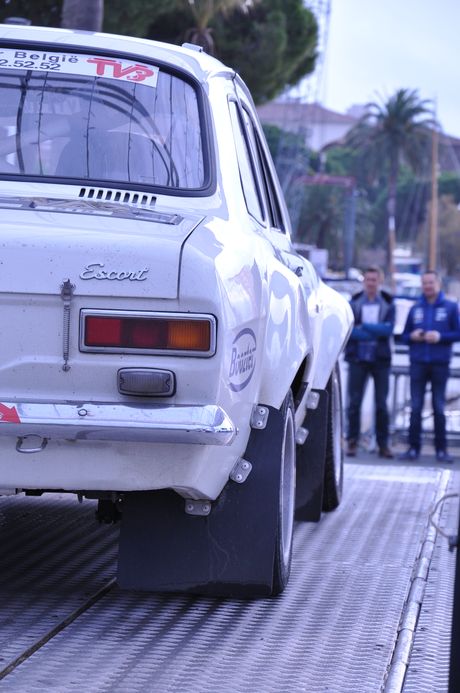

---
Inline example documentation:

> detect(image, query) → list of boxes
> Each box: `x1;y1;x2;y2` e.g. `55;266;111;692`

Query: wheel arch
256;280;311;409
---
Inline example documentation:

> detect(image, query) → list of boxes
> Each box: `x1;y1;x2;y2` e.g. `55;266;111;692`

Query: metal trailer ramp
0;462;456;692
402;470;458;693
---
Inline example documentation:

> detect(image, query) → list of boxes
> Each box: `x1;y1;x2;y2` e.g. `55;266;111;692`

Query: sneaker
436;450;454;464
378;446;394;459
346;441;357;457
398;448;419;461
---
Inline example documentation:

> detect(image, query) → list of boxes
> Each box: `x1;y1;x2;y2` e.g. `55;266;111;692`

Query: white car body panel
0;24;353;501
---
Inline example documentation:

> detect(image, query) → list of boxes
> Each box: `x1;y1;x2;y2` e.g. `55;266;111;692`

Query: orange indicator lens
167;320;210;350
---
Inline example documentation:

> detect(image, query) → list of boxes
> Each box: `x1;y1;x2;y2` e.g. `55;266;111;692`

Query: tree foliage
210;0;317;103
428;196;460;277
295;184;346;262
0;0;317;105
438;171;460;204
0;0;60;25
344;89;435;275
346;89;434;217
262;124;311;190
306;140;460;277
103;0;182;38
175;0;257;54
146;0;317;104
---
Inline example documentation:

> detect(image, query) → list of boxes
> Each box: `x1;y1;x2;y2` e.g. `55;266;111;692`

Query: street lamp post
428;126;439;271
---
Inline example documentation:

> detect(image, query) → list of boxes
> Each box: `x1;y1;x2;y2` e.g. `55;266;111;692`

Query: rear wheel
322;363;344;511
272;392;296;594
118;391;297;597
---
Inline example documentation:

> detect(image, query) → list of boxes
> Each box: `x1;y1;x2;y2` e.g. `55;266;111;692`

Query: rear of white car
0;24;352;597
0;195;244;499
0;29;247;499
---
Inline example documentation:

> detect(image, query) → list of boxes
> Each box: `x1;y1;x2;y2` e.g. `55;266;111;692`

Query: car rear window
0;48;206;191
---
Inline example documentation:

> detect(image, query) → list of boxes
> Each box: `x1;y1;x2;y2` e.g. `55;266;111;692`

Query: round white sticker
229;328;257;392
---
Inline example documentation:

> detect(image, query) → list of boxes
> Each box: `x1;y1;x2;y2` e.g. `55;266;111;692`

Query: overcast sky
319;0;460;137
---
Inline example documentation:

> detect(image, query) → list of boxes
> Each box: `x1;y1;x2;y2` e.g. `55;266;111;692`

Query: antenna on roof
182;43;204;53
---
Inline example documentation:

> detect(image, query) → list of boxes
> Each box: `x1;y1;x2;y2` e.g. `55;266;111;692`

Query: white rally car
0;24;352;596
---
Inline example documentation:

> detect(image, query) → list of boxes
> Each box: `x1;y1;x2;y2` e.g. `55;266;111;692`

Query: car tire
322;363;344;511
118;390;297;597
271;391;296;594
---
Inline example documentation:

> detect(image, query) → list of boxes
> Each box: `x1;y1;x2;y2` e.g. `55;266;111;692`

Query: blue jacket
401;291;460;364
344;290;395;363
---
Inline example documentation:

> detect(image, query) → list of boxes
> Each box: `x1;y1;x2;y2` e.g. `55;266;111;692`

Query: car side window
228;100;264;224
238;103;286;234
252;126;286;233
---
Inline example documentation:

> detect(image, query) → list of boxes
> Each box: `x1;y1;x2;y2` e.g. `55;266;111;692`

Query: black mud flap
295;388;328;522
118;403;286;597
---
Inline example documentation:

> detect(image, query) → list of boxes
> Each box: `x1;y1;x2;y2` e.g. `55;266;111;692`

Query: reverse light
80;310;215;356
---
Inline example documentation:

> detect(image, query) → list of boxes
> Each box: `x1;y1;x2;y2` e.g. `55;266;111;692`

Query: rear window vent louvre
79;187;156;207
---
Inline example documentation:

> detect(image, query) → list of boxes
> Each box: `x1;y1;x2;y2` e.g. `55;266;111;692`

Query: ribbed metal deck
0;462;457;692
403;472;458;692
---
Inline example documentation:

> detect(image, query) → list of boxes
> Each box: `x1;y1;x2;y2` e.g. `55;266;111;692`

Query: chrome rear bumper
0;402;236;445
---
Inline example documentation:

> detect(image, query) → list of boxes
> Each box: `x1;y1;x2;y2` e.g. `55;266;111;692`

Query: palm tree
346;88;435;283
181;0;257;54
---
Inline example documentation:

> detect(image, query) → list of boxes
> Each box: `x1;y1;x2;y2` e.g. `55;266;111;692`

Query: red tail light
81;311;215;356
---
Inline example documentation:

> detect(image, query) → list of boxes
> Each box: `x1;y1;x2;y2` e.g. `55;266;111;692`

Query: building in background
257;99;460;164
256;100;358;150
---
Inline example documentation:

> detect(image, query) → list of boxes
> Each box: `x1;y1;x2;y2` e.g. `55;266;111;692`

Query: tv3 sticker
0;49;159;87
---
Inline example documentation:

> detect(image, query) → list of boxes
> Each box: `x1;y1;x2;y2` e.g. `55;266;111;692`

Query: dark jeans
408;362;450;453
347;360;391;447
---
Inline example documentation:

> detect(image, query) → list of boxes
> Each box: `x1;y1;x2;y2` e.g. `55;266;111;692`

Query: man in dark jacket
345;266;395;458
399;270;460;462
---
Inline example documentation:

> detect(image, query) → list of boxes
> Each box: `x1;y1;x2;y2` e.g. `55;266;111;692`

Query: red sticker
0;403;20;423
87;58;157;84
0;49;159;89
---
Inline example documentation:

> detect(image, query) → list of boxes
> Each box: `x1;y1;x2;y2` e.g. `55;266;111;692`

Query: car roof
0;23;234;84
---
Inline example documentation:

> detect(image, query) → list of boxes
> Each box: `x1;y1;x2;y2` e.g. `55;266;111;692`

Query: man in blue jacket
345;266;395;458
400;270;460;462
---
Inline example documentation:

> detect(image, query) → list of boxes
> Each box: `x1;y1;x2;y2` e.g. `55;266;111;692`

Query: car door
231;83;314;407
